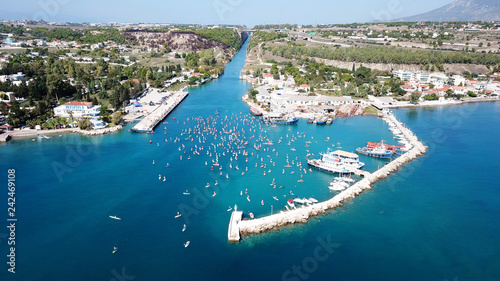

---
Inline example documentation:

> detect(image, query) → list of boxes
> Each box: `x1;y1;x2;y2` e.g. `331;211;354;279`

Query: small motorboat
182;224;187;232
109;216;121;220
249;213;254;219
184;241;190;248
112;247;118;254
175;212;182;218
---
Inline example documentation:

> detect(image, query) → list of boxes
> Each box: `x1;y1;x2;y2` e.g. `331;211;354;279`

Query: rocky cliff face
402;0;500;21
123;31;229;53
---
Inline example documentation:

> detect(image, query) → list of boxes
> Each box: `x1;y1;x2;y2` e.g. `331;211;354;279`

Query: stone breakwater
236;111;427;238
74;125;123;136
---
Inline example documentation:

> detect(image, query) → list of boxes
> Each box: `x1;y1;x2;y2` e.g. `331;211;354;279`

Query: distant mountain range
400;0;500;22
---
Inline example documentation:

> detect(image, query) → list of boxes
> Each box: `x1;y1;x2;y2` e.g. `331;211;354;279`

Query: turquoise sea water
1;38;500;281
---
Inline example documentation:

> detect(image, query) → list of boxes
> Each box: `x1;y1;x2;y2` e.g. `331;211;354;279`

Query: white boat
182;224;186;232
308;198;318;203
329;182;347;191
293;198;307;204
184;241;190;248
307;149;365;174
109;215;121;220
329;177;352;191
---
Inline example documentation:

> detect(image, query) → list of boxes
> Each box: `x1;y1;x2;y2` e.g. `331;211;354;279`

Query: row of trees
11;27;127;45
269;44;500;66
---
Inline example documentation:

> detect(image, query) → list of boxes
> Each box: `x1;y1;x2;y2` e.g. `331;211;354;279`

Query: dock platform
130;91;188;133
0;133;11;142
228;210;243;242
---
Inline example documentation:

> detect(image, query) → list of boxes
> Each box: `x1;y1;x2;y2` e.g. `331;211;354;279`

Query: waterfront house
53;102;101;118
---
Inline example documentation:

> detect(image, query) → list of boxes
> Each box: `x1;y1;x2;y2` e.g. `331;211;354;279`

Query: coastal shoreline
2;125;123;141
382;96;500;109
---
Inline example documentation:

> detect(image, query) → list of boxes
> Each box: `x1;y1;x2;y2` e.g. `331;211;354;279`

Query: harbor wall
237;111;427;237
131;91;188;133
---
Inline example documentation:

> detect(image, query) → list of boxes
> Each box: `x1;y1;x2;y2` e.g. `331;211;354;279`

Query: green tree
410;92;421;104
111;111;122;125
78;119;92;130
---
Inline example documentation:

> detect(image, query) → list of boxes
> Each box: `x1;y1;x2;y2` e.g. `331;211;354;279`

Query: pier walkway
230;111;428;241
131;91;188;133
228;210;243;242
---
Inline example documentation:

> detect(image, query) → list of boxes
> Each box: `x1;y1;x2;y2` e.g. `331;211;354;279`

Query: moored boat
316;116;328;125
307;149;365;174
356;140;394;159
262;112;298;125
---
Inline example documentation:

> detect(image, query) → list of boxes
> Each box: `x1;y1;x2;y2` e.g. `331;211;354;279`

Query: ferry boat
356;140;394;159
262;112;298;125
307;149;365;174
250;107;262;116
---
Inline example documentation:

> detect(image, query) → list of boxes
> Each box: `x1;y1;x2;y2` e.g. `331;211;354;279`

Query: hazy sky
1;0;453;26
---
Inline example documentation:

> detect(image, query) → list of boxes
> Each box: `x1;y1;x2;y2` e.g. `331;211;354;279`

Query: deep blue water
1;37;500;281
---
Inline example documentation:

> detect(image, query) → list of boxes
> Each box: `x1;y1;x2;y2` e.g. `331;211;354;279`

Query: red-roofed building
190;72;202;76
299;84;310;91
400;85;416;92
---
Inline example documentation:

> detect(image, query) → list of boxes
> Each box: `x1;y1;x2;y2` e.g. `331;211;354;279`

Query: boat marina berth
229;110;428;241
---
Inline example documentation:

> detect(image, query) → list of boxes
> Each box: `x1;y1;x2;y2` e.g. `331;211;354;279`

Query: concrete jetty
231;110;428;240
228;210;243;242
0;133;11;142
131;91;188;133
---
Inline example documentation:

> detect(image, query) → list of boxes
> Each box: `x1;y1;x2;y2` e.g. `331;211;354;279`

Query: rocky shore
74;125;123;136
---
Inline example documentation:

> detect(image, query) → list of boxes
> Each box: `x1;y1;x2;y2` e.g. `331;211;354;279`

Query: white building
53;102;101;117
393;70;413;81
393;70;430;82
283;95;352;106
451;75;468;86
